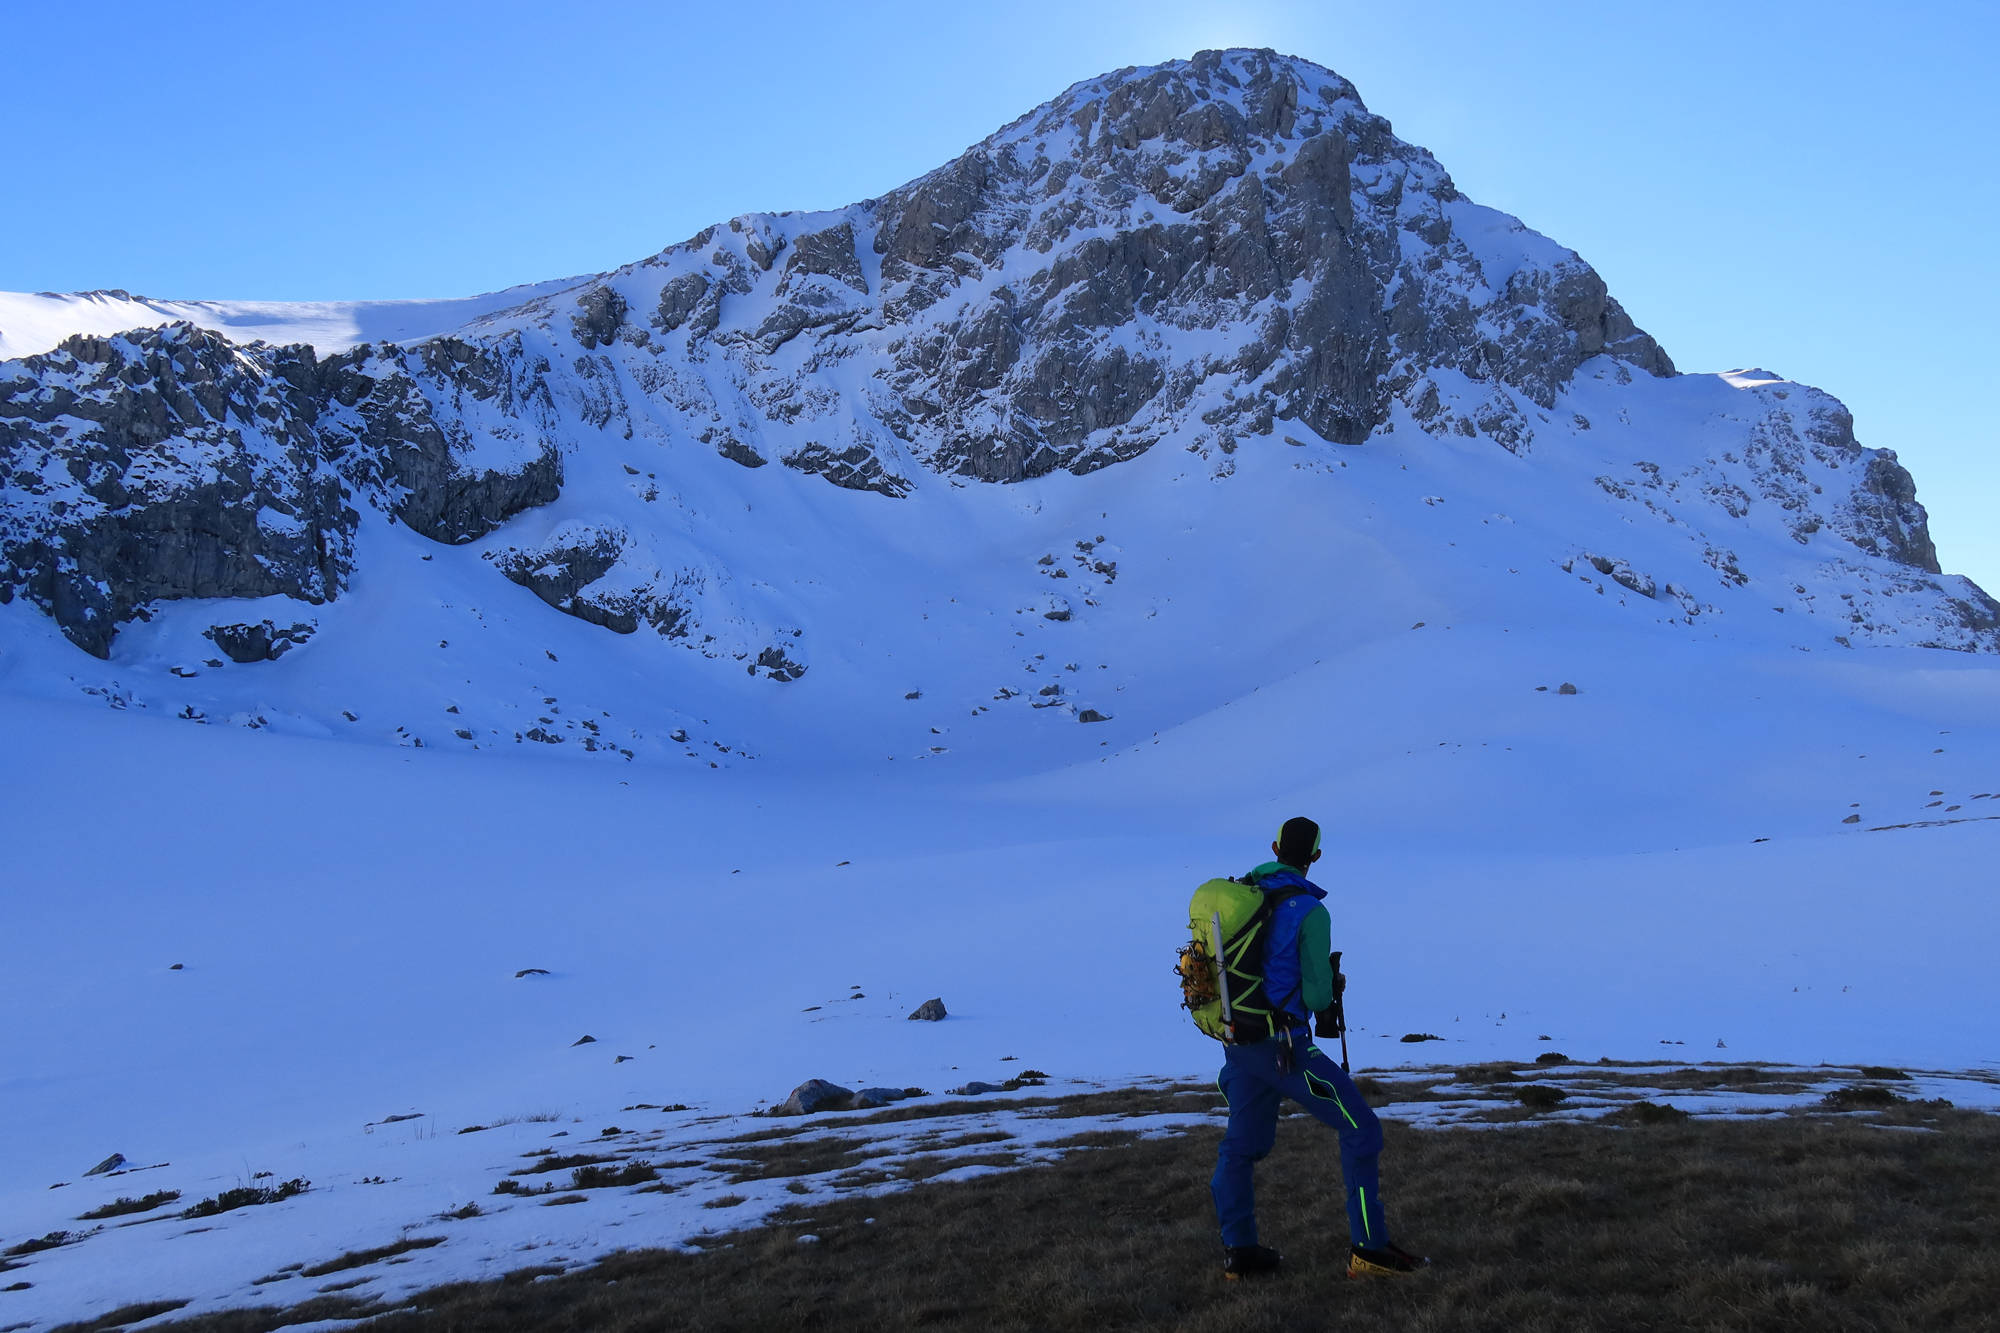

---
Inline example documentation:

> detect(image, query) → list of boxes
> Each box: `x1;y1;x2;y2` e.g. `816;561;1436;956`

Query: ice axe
1315;949;1350;1071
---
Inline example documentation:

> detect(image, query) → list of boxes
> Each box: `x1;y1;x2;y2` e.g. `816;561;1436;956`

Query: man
1212;815;1428;1280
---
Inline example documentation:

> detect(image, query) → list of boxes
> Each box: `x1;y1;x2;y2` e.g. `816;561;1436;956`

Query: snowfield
0;279;591;363
3;597;1998;1326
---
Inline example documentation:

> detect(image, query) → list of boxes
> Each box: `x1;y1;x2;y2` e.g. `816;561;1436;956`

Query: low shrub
181;1179;308;1219
77;1190;181;1220
1514;1085;1569;1112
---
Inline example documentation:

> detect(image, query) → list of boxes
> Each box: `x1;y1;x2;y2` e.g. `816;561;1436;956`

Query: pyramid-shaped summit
549;45;1679;491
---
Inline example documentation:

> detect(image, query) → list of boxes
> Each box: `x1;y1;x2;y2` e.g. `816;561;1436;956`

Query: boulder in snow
774;1079;854;1116
908;997;948;1021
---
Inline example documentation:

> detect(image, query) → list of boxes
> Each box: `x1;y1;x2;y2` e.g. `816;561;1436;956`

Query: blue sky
4;0;1994;590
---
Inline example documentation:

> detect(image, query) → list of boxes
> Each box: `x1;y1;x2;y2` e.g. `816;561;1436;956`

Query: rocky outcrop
319;333;563;545
0;326;352;657
0;323;564;654
488;522;695;638
204;619;316;663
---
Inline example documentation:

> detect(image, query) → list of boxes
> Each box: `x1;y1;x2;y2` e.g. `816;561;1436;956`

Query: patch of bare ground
141;1105;2000;1332
709;1136;882;1183
75;1296;379;1333
298;1236;445;1278
44;1302;192;1333
893;1152;1021;1182
510;1152;619;1176
813;1084;1222;1130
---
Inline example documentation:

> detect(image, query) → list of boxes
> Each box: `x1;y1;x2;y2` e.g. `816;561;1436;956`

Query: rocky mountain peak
1;51;1993;738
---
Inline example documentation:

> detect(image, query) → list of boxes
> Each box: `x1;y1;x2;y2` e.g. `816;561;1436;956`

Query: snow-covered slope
0;276;590;362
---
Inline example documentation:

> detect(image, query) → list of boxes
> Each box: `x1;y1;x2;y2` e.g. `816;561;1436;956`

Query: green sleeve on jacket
1299;904;1333;1013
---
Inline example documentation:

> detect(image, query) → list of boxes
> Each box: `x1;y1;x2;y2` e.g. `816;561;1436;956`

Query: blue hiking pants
1212;1031;1387;1250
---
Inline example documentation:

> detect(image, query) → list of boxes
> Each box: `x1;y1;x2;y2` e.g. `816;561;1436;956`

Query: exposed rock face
318;333;563;545
0;324;562;654
0;328;351;657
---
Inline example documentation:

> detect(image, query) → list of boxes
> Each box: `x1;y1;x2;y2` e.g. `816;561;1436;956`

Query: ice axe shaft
1333;949;1350;1072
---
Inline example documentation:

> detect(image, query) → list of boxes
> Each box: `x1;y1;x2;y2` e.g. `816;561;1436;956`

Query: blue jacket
1248;864;1329;1029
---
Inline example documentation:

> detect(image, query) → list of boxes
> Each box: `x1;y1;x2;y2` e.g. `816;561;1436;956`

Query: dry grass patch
46;1301;191;1332
824;1084;1218;1131
298;1236;444;1278
139;1105;2000;1333
569;1161;659;1189
93;1295;380;1333
1042;1129;1142;1151
1513;1084;1569;1112
907;1130;1016;1151
1823;1085;1908;1110
76;1191;181;1221
511;1152;617;1176
895;1152;1020;1182
180;1179;307;1220
711;1136;877;1183
1604;1100;1691;1126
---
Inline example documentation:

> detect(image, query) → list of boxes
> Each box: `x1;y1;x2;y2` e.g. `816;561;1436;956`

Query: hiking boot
1347;1243;1430;1278
1222;1244;1283;1279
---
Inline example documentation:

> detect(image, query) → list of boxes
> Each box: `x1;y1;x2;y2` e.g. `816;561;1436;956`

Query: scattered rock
1399;1033;1443;1044
1533;1051;1570;1065
204;619;316;664
849;1088;913;1109
909;998;949;1021
949;1081;1006;1096
1077;709;1111;723
515;968;551;978
83;1153;126;1177
571;1034;597;1046
774;1079;855;1116
169;963;184;971
1557;682;1579;695
1841;814;1861;824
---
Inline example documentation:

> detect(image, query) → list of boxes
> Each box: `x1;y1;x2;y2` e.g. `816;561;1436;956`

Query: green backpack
1175;876;1305;1044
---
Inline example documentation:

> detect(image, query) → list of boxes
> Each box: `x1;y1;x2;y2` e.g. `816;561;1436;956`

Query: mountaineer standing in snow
1196;816;1429;1280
